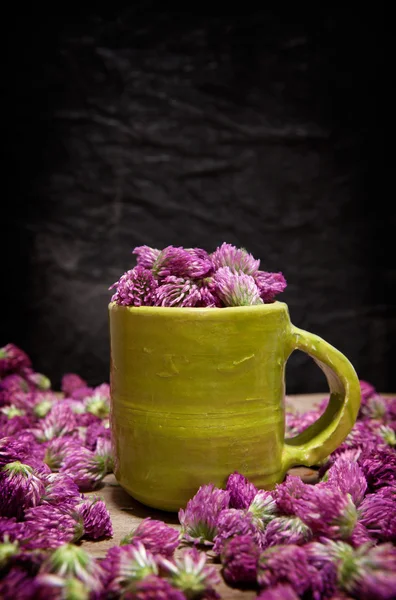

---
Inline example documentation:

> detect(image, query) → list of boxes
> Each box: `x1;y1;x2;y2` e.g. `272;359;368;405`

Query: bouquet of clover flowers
109;242;287;308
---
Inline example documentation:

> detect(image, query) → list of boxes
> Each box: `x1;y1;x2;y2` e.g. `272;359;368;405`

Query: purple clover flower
76;496;113;540
220;533;260;585
22;369;51;391
263;516;312;547
226;471;258;509
40;473;81;506
110;266;158;307
33;404;77;442
0;344;32;376
359;380;377;402
155;276;201;307
0;517;26;543
123;575;187;600
256;585;300;600
358;486;396;542
293;485;358;540
43;437;83;471
255;271;287;303
357;446;396;491
59;445;109;491
0;374;31;405
248;490;278;528
211;243;260;276
84;421;111;451
24;505;84;549
178;483;230;545
151;246;212;280
33;574;90;600
0;567;36;600
322;455;368;506
39;543;104;593
132;245;161;270
273;475;307;516
101;542;158;594
60;373;87;396
0;436;41;468
159;547;220;598
257;544;321;597
212;509;261;555
213;267;263;307
120;517;180;557
0;461;44;519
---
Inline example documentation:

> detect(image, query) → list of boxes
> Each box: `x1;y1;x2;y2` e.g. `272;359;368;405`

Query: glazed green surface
109;302;361;511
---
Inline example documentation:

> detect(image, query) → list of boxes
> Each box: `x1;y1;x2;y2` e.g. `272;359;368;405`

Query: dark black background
2;5;392;393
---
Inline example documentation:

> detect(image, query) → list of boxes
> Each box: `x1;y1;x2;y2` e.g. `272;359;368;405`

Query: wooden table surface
82;393;332;598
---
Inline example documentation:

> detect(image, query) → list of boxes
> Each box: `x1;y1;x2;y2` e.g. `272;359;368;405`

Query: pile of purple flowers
109;242;287;307
1;343;396;599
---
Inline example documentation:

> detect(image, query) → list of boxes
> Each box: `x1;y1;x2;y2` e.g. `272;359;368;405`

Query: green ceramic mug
109;301;361;511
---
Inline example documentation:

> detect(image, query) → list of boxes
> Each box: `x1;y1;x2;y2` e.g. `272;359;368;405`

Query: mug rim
108;300;288;317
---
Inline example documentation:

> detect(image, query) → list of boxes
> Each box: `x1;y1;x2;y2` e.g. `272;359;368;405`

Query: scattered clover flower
273;475;307;515
212;509;260;555
101;542;158;593
263;516;312;547
256;584;300;600
226;471;258;509
357;446;396;491
24;505;84;549
84;421;111;451
213;267;263;307
33;574;91;600
257;544;321;597
0;461;44;519
40;473;81;506
322;455;368;506
0;344;32;376
248;490;278;528
123;574;187;600
293;485;358;540
221;533;261;585
44;437;83;471
159;547;220;598
40;543;104;592
76;497;113;540
59;445;109;491
61;373;87;397
110;266;158;307
120;517;180;556
0;567;36;600
358;487;396;542
378;425;396;447
178;484;230;545
0;538;19;569
34;404;77;442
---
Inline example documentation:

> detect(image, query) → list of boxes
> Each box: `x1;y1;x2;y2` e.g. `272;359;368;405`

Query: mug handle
281;326;361;473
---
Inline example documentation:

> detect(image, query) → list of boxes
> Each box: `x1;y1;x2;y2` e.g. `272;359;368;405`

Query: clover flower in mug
211;242;260;276
120;517;180;557
220;533;261;585
254;271;287;303
178;484;230;545
132;245;161;270
159;547;220;598
0;460;45;519
0;343;32;376
151;246;212;280
155;276;201;307
110;266;158;307
226;471;258;510
213;267;263;307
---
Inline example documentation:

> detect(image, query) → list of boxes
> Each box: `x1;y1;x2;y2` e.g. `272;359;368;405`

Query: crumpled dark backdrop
2;5;391;393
